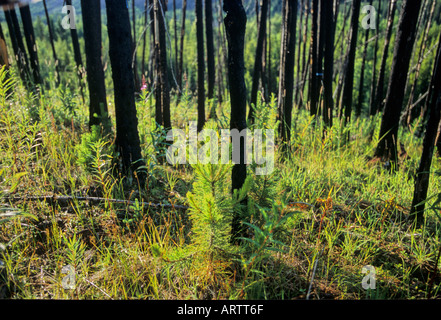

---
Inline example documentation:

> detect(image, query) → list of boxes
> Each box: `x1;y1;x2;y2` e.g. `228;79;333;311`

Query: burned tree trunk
309;0;319;118
43;0;59;85
196;0;205;131
205;0;215;103
374;0;423;163
4;7;30;86
370;0;397;116
19;4;41;86
65;0;84;101
356;0;373;118
81;0;109;130
105;0;144;175
410;30;441;224
322;0;337;128
178;0;187;97
249;0;268;122
278;0;297;145
224;0;247;240
154;0;171;130
342;0;361;127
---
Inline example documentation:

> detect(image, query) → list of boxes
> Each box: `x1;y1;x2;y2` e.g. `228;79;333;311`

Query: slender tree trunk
196;0;205;132
81;0;109;130
309;0;319;118
410;30;441;224
355;0;373;118
370;0;397;116
375;0;423;163
205;0;215;103
404;0;436;127
335;2;351;117
178;0;187;96
216;0;226;104
3;7;29;86
298;0;309;109
132;0;140;92
295;0;304;106
141;0;148;79
436;120;441;157
267;0;272;94
19;4;41;86
249;0;268;122
173;0;178;80
43;0;59;85
223;0;247;240
154;0;171;130
368;0;381;115
148;0;155;87
65;0;84;102
322;0;336;128
342;0;361;127
105;0;144;175
278;0;297;145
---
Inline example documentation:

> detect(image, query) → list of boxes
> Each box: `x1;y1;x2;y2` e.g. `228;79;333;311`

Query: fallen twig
3;195;189;211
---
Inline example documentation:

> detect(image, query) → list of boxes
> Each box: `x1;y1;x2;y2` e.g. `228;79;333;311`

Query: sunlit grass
1;69;441;299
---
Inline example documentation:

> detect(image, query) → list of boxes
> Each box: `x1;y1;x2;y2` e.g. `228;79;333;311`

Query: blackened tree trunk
65;0;84;101
173;0;178;79
216;0;227;104
322;0;336;128
148;0;155;86
295;0;304;106
154;0;171;130
368;0;381;114
370;0;397;116
105;0;144;175
81;0;109;130
205;0;215;103
278;0;297;145
43;0;59;85
309;0;319;117
177;0;187;96
19;4;41;86
375;0;423;163
224;0;247;240
298;0;309;109
355;0;373;118
141;0;148;79
5;7;30;86
131;0;140;92
404;0;436;126
196;0;205;132
410;30;441;224
342;0;361;127
249;0;268;122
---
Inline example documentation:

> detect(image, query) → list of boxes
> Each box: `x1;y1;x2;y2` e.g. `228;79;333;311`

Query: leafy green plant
237;200;297;299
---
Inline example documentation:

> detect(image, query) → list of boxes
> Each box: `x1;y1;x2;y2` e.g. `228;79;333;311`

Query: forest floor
1;79;441;300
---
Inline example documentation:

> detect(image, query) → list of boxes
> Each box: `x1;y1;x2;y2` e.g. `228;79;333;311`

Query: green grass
1;67;441;300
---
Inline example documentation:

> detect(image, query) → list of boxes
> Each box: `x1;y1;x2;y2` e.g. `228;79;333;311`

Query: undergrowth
1;67;441;300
